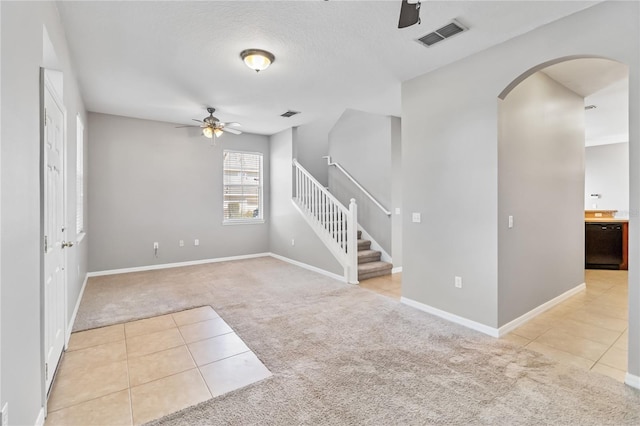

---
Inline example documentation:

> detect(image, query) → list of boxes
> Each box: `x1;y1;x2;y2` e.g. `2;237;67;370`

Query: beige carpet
74;257;640;425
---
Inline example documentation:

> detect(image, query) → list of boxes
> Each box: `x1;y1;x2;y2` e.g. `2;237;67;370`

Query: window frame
222;149;264;225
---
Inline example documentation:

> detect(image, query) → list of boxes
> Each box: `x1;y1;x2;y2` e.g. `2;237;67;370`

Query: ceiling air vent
417;20;468;48
281;110;301;118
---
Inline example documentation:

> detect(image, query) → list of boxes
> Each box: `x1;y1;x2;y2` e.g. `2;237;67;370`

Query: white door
43;75;67;393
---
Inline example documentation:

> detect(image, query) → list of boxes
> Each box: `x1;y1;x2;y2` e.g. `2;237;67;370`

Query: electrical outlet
291;239;295;246
395;207;401;215
2;402;8;426
508;215;514;229
412;212;421;223
179;240;184;247
454;276;462;289
194;239;199;246
153;242;159;250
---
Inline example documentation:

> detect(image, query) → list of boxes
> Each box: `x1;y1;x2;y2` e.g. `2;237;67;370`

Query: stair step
357;239;371;250
358;261;393;281
358;249;381;264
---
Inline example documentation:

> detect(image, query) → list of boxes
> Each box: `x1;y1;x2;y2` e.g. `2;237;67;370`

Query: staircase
292;159;392;283
357;230;393;280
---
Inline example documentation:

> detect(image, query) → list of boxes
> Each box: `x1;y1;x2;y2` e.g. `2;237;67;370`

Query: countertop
585;218;628;223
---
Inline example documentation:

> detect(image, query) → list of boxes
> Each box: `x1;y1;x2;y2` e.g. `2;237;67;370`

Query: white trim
401;297;500;337
87;253;271;277
497;282;586;337
66;273;89;347
358;226;392;264
392;266;403;274
268;253;346;283
35;407;45;426
625;373;640;390
76;231;86;244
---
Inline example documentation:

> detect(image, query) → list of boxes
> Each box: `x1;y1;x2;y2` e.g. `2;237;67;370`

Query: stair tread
358;261;393;272
357;249;380;256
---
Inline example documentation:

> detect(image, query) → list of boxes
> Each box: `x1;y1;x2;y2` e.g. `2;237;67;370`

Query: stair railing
292;159;359;284
323;155;391;216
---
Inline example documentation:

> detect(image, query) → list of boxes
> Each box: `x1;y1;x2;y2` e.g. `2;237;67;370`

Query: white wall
88;113;270;272
269;128;343;275
1;2;88;424
585;142;629;216
401;0;639;344
498;71;585;325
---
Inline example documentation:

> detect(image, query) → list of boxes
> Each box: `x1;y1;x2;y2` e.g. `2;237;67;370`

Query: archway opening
498;57;629;382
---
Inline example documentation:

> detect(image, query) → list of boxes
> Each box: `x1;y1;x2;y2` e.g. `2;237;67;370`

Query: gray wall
1;2;89;424
498;71;585;326
328;109;393;255
292;115;340;188
391;116;402;268
585;142;629;215
401;1;639;335
88;113;270;272
269;128;343;276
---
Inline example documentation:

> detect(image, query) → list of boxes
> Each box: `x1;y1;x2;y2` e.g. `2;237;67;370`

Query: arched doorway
499;56;630;382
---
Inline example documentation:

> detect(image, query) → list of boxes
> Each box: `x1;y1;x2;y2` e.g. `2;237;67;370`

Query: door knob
62;241;74;248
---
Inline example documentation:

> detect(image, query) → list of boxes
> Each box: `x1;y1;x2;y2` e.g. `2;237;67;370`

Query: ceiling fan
177;107;242;138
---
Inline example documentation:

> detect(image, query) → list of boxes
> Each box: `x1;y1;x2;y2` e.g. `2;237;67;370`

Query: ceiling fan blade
175;125;201;128
192;119;203;123
398;0;421;29
223;122;242;127
223;127;242;135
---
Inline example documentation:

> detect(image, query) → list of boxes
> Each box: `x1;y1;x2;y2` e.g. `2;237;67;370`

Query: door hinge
44;235;48;252
45;363;49;381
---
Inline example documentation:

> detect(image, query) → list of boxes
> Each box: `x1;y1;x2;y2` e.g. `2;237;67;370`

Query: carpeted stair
356;230;393;281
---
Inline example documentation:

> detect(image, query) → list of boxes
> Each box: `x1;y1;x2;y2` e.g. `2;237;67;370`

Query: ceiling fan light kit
177;107;243;139
240;49;275;72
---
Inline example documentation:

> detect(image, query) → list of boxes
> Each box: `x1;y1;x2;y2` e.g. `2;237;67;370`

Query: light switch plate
412;212;421;223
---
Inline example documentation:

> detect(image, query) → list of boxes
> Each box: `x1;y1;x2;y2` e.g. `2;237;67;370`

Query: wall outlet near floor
153;242;159;250
454;276;463;289
194;239;199;246
179;240;184;247
2;402;8;426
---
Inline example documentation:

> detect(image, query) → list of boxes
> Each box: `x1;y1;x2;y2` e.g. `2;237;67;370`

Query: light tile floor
45;306;271;426
503;269;628;382
361;270;628;383
359;272;402;299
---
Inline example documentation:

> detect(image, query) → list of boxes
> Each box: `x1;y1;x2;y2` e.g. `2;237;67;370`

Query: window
223;150;263;222
76;115;85;236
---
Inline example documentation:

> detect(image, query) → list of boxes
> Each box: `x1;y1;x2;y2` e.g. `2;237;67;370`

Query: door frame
40;68;68;405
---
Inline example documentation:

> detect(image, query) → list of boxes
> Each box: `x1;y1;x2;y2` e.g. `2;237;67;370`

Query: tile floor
361;270;628;383
503;269;628;382
359;272;402;299
45;306;271;426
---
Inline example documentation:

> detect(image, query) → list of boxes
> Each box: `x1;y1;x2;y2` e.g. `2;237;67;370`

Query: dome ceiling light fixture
240;49;275;73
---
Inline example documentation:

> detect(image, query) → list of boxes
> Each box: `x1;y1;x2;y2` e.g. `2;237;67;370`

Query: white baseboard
35;407;45;426
66;273;89;347
625;373;640;390
86;253;271;277
268;253;346;283
401;297;500;337
392;266;403;274
497;282;586;337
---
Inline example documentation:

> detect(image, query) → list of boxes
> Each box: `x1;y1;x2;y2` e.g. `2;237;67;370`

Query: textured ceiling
57;1;599;135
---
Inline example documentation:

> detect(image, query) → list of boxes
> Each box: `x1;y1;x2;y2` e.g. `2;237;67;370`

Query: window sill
223;220;265;226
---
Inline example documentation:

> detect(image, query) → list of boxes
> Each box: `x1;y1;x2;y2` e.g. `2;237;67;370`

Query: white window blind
223;150;263;222
76;115;85;235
